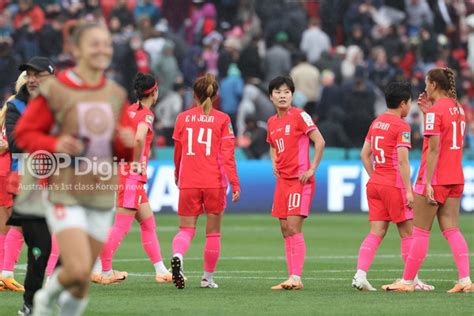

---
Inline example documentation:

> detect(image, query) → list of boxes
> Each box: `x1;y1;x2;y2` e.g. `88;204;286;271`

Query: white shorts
45;204;113;242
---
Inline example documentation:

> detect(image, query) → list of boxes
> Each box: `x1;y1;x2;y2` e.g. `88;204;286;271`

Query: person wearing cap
4;56;54;315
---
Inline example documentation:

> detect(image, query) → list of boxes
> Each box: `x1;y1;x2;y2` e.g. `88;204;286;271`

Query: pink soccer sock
140;216;162;264
443;228;471;280
3;227;23;272
203;233;221;273
100;213;134;272
0;233;6;271
402;227;430;281
172;227;196;256
284;236;292;277
400;236;413;263
291;233;306;277
356;233;382;272
46;235;59;277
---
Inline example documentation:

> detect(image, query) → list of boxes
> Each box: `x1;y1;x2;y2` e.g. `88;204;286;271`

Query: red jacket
13;5;45;32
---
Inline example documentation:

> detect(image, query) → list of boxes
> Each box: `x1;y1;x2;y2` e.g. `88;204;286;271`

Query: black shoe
171;256;185;289
18;303;32;316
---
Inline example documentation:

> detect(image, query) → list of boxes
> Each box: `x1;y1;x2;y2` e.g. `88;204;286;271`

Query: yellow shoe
447;282;473;293
90;271;128;285
0;277;25;292
155;272;172;283
382;281;415;292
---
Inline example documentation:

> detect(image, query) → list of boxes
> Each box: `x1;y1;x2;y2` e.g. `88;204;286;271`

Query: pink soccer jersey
365;113;412;188
123;102;154;182
173;106;238;189
416;98;466;186
266;107;317;179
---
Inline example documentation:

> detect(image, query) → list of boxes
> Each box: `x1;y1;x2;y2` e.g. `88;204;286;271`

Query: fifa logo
285;124;290;135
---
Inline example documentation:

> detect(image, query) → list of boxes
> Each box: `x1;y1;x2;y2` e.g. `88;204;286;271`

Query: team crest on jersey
128;112;136;119
402;131;411;143
285;124;291;135
145;115;153;124
300;112;314;127
228;123;234;135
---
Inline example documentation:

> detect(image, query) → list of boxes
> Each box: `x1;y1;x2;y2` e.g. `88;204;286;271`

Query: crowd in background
0;0;473;158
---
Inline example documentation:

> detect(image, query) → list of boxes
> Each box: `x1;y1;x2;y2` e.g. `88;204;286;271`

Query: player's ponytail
193;73;218;115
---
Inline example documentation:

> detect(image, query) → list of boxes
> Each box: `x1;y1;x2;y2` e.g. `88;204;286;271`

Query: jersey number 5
371;136;385;164
186;128;212;156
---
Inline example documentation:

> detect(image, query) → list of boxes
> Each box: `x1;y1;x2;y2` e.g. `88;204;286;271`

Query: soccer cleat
382;281;415;292
155;272;173;283
271;278;303;290
352;277;376;291
0;280;7;291
447;282;473;293
32;289;55;316
171;256;185;289
90;270;128;285
200;278;219;289
17;302;32;315
414;278;435;291
0;277;25;292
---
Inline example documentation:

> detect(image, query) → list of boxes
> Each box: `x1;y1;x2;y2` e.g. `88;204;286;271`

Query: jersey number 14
186;128;212;156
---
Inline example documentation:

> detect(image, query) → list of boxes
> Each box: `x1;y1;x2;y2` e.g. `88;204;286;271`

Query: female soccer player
0;72;28;293
266;76;325;290
352;81;433;291
383;68;471;293
94;72;172;284
171;73;240;289
14;23;134;315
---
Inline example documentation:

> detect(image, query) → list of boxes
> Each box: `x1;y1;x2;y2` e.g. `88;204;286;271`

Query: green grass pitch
2;214;473;315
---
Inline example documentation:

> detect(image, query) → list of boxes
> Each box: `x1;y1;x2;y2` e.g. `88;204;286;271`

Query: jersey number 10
186;128;212;156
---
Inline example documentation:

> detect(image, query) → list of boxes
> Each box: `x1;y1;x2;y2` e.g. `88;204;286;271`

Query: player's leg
353;220;387;291
45;234;59;283
0;205;10;290
383;192;438;292
135;201;171;282
437;189;472;293
200;212;223;288
353;183;386;291
1;225;24;291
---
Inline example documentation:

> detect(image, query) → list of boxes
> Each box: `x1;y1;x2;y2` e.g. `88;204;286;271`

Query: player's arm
299;128;325;184
397;146;414;209
360;141;373;177
131;122;148;175
114;102;135;162
173;139;182;185
221;137;240;202
269;144;278;177
425;135;440;205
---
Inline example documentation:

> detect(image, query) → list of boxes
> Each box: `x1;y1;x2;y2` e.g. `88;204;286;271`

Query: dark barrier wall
146;160;474;213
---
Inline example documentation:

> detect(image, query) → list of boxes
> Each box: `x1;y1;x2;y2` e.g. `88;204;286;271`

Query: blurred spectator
155;81;185;146
341;45;364;82
220;63;244;133
0;36;18;100
0;11;13;37
342;65;376;147
300;18;331;64
318;107;352;148
264;31;291;84
429;0;459;40
153;40;181;98
110;0;135;28
218;37;241;79
143;24;166;68
238;35;263;80
344;0;376;40
135;0;161;25
317;70;343;123
347;23;371;57
38;15;64;63
409;111;424;149
13;0;45;32
368;46;397;90
202;31;222;76
379;25;406;65
130;33;151;74
405;0;433;33
242;116;269;159
182;46;205;87
420;25;439;65
290;53;320;116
